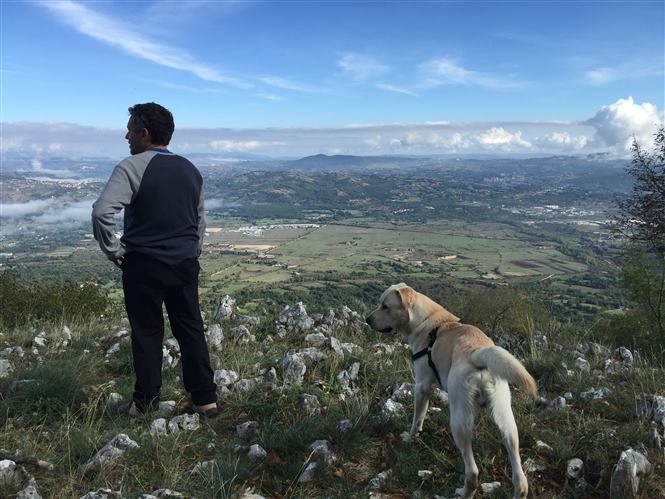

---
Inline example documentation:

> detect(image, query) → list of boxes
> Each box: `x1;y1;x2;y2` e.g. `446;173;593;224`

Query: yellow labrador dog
366;283;537;499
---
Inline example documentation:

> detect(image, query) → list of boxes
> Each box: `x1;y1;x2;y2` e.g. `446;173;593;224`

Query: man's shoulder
171;152;195;165
114;151;160;177
166;153;200;172
119;150;155;162
122;151;199;173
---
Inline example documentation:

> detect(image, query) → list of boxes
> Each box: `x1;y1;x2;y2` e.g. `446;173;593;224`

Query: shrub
0;269;108;329
446;286;550;339
2;357;95;424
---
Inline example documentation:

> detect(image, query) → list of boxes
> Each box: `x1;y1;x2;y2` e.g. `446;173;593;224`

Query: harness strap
412;327;442;387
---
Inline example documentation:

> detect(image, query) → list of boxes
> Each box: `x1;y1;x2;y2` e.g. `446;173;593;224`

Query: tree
620;247;665;344
612;126;665;350
614;127;665;253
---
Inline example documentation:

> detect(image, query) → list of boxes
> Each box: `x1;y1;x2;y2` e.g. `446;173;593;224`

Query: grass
1;294;664;499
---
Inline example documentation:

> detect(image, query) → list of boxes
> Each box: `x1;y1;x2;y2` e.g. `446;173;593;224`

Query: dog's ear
395;286;416;310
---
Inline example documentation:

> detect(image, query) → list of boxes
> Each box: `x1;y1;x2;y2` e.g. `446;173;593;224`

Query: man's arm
196;189;206;256
91;162;134;263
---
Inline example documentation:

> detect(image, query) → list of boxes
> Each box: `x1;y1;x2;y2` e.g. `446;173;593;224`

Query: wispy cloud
34;199;93;226
492;30;559;49
142;78;227;94
2;98;660;158
256;93;284;101
338;53;390;81
1;199;55;218
258;76;325;93
28;158;74;177
209;139;287;152
585;67;617;85
1;198;94;233
37;0;249;88
584;59;664;86
376;83;419;97
419;57;520;90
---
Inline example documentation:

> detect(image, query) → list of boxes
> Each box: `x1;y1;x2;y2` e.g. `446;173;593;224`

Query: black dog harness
412;327;442;387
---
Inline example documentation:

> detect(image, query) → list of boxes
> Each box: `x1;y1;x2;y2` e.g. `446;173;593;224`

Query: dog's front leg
410;382;432;435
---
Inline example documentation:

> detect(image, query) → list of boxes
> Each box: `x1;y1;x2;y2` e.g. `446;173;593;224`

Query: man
92;102;218;418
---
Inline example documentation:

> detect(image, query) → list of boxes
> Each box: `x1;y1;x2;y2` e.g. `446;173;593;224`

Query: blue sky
1;0;663;158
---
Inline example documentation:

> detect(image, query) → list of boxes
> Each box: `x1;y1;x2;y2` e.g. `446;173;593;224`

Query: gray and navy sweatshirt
92;149;206;266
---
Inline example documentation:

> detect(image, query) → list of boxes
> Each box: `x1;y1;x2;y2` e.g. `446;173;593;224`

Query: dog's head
366;283;417;334
366;283;460;335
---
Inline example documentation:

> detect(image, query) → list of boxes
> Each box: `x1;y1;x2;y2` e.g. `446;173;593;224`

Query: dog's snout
366;315;373;326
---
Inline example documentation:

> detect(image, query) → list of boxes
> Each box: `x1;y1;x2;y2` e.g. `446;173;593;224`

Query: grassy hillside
0;277;663;498
2;161;660;497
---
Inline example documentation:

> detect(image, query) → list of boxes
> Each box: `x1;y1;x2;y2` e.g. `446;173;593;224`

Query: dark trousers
122;253;217;409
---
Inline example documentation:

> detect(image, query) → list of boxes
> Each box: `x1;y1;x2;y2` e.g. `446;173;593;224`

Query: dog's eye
381;304;388;310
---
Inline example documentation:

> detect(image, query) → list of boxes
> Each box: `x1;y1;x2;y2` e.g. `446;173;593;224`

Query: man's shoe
115;400;156;417
192;402;220;419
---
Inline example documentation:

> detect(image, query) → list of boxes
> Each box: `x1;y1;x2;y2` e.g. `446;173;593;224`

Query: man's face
125;117;148;155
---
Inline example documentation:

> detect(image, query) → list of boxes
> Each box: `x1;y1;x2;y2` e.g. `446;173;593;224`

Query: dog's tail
469;346;537;396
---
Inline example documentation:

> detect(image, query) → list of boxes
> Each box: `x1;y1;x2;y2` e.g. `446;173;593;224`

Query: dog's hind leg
448;377;479;498
489;380;528;499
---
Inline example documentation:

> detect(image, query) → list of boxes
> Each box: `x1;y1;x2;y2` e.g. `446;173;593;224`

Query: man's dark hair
128;102;175;145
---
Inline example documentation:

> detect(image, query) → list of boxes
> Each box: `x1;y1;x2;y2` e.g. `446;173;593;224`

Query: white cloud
257;93;283;101
1;199;55;218
34;199;92;226
390;127;531;153
397;131;452;149
376;83;418;96
586;96;664;153
419;57;519;90
1;198;93;233
449;132;472;149
585;67;617;85
25;158;75;177
583;59;664;86
0;121;124;157
362;135;382;149
338;53;390;81
259;76;323;93
0;135;23;151
209;139;286;152
538;132;588;151
2;98;660;158
477;127;532;149
38;1;248;87
392;130;473;151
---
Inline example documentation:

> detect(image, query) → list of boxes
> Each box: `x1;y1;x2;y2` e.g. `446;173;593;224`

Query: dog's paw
454;487;475;498
400;431;412;442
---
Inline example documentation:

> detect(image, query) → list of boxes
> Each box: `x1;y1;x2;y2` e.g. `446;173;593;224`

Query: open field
1;160;626;319
2;213;614;317
200;218;598;295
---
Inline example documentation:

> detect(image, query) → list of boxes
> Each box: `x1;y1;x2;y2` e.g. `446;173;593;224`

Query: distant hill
290;153;426;172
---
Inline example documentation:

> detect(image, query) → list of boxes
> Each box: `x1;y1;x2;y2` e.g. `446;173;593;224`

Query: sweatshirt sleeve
196;189;206;256
91;162;135;259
